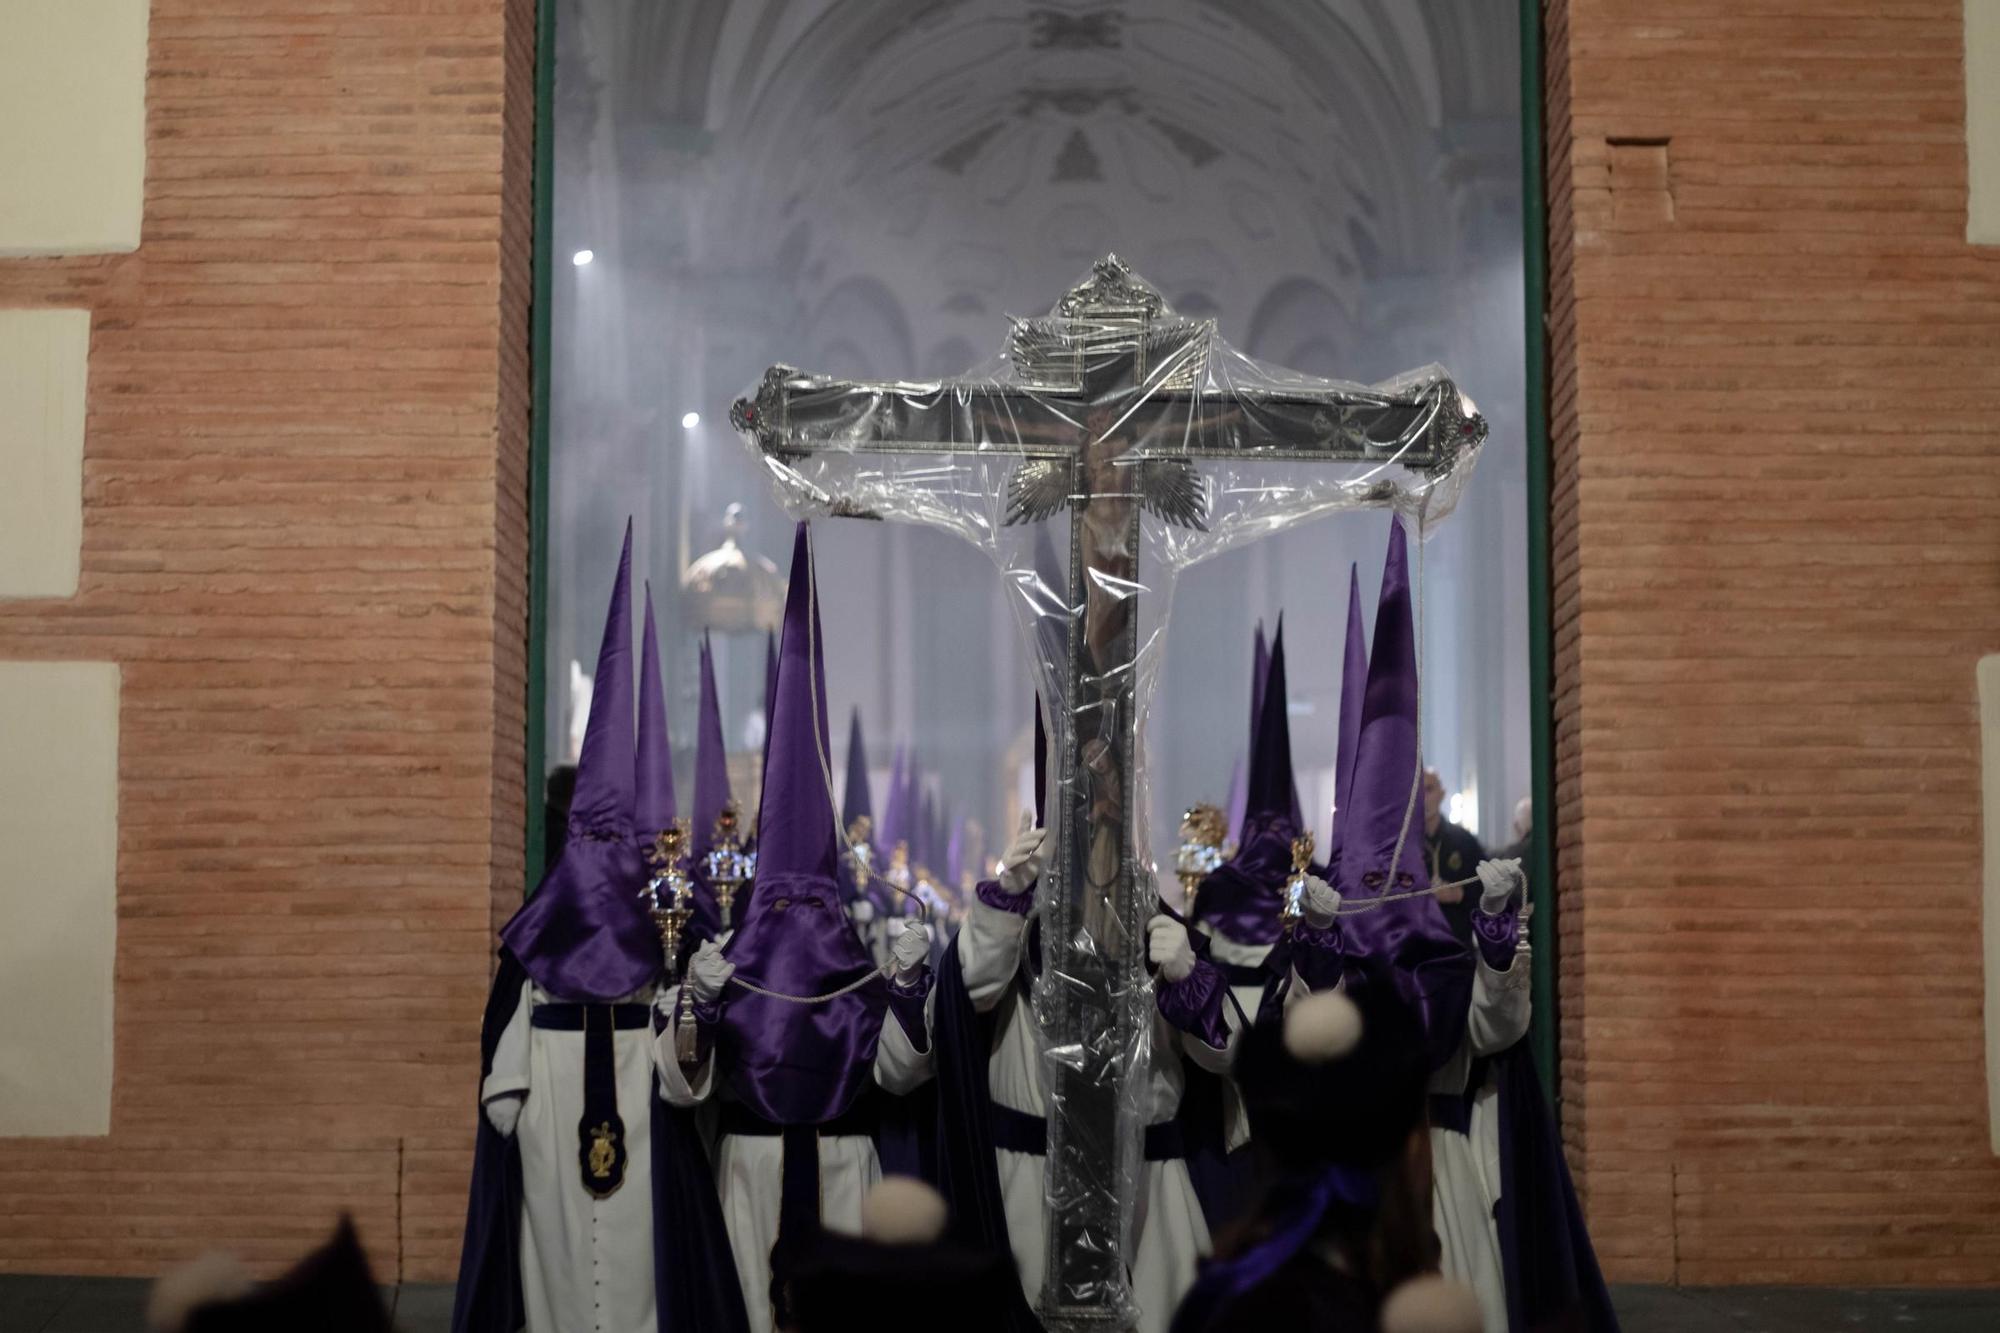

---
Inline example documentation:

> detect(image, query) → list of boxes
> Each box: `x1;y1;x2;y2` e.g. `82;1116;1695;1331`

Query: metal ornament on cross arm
731;254;1484;1328
642;819;695;976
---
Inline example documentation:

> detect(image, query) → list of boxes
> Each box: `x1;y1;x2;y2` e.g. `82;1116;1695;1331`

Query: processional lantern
704;799;753;931
732;255;1483;1328
643;819;695;976
1174;803;1228;917
1279;830;1318;934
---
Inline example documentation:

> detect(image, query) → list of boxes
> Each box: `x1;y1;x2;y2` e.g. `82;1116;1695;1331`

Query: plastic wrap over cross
731;255;1484;1327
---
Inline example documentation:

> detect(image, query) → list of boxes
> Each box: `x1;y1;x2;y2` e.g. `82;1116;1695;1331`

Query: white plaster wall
0;309;91;599
1971;1;2000;244
0;662;120;1136
0;0;149;255
1981;654;2000;1153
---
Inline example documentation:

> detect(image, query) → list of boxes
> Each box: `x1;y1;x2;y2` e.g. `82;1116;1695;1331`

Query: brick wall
0;0;536;1280
1547;0;2000;1285
4;0;1993;1293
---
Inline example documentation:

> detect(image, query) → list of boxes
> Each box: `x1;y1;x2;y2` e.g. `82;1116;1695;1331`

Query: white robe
959;899;1234;1333
1429;947;1532;1333
654;983;934;1333
481;980;660;1333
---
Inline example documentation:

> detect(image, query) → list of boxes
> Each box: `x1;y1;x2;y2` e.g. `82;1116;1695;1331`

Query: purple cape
930;924;1049;1333
449;952;527;1333
926;696;1043;1329
1494;1041;1621;1331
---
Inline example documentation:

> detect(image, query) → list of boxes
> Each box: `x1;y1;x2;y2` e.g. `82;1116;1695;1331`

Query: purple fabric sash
575;1005;629;1198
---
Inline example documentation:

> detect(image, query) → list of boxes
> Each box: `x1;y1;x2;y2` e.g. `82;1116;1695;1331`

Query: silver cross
733;255;1482;1328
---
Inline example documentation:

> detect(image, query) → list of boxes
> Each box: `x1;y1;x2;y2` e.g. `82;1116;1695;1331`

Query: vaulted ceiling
543;0;1532;842
554;0;1523;390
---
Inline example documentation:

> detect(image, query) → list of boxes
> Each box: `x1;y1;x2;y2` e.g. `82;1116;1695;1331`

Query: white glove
891;921;931;979
997;820;1049;896
850;898;876;925
688;939;735;1005
1147;914;1196;984
484;1094;523;1138
1302;875;1340;930
1476;858;1526;915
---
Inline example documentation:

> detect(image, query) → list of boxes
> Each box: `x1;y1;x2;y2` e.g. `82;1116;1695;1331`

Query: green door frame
517;0;1561;1093
1517;0;1561;1098
522;0;558;885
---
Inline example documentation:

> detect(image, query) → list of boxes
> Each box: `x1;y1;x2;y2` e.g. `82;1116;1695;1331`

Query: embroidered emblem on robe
588;1122;618;1180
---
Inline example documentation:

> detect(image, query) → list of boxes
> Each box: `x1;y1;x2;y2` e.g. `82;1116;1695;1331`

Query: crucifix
731;255;1484;1328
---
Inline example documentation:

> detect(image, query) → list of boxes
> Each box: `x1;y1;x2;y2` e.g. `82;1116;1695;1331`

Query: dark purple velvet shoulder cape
931;924;1047;1333
1168;903;1263;1236
1494;1039;1620;1333
450;952;527;1333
